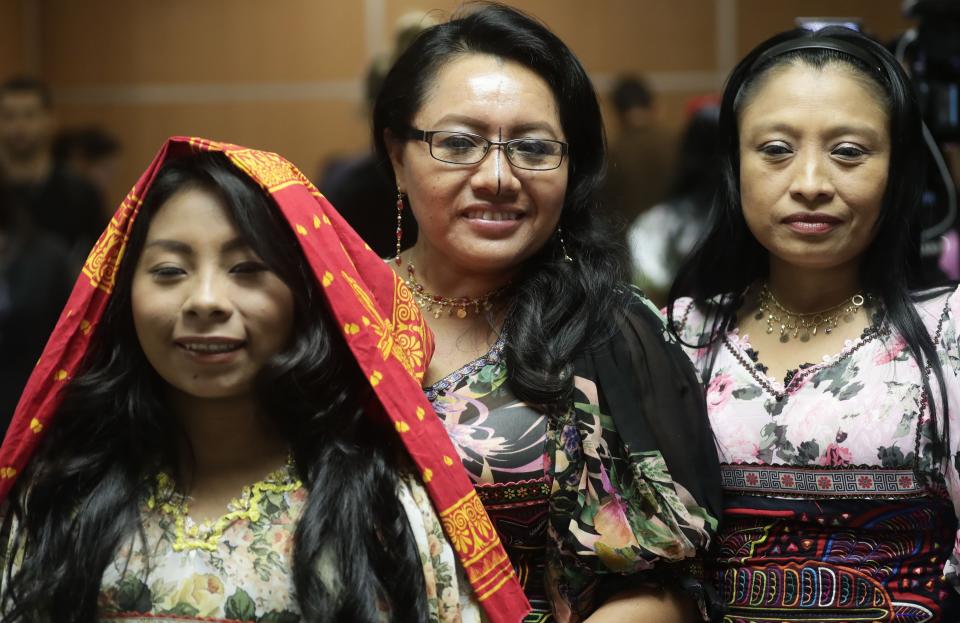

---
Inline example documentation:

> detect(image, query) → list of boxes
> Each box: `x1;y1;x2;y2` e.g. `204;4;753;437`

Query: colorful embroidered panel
715;496;955;622
673;291;960;622
721;465;924;497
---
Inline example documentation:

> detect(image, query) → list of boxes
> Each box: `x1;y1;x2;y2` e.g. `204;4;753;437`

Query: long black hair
668;27;950;460
373;2;621;408
0;152;428;622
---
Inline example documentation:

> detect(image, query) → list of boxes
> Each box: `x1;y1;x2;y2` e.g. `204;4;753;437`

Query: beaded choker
404;263;506;319
756;283;866;343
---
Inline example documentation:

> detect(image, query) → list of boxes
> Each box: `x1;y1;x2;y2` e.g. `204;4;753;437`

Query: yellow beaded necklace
146;458;301;553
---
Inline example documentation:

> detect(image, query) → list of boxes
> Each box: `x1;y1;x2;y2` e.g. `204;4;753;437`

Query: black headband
749;38;884;76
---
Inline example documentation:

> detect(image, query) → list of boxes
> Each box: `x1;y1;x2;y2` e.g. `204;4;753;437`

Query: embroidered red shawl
0;137;529;622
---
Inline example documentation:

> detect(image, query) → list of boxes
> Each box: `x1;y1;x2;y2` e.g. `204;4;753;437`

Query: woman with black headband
668;26;960;620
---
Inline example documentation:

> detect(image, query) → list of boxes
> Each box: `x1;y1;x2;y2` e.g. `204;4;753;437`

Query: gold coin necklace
404;263;506;319
755;283;866;343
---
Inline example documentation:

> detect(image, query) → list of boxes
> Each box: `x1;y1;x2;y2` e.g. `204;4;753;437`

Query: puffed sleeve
935;286;960;591
546;288;722;620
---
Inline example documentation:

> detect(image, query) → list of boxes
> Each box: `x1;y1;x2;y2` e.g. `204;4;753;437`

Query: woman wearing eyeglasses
373;5;721;622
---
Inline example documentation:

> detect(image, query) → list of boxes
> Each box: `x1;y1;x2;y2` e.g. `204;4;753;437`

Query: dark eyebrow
509;121;560;138
432;114;487;130
432;114;561;139
747;122;799;137
221;237;251;253
824;124;884;143
142;237;250;254
143;239;192;254
748;122;884;144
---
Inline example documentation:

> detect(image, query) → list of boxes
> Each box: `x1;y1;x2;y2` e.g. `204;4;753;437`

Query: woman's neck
767;258;863;313
168;391;287;481
404;241;515;299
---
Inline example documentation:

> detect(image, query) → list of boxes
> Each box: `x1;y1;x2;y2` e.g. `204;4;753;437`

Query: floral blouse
3;464;482;623
427;289;721;622
427;335;553;621
673;288;960;622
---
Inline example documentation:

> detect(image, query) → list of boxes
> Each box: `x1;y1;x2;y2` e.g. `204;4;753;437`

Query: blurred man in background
0;187;71;430
318;13;436;258
604;75;676;242
0;77;106;270
54;125;122;220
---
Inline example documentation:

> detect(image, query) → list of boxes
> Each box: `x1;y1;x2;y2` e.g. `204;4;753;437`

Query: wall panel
18;1;915;210
58;99;369;208
40;0;367;85
0;0;27;79
384;0;718;73
736;0;913;55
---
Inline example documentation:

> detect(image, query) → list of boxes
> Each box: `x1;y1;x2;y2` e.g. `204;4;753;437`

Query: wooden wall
1;0;912;207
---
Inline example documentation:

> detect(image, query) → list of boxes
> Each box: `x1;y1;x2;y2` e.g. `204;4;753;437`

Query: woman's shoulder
665;295;728;347
613;285;685;346
911;283;960;332
619;285;667;320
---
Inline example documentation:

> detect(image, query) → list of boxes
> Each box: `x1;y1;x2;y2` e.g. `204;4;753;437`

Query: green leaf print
162;602;200;617
760;423;795;462
796;440;820;466
225;588;257;621
877;445;912;468
732;386;762;400
116;576;153;613
573;401;603;418
258;610;300;623
836;381;864;401
469;362;506;394
764;398;788;418
811;358;856;395
894;411;915;438
260;491;286;515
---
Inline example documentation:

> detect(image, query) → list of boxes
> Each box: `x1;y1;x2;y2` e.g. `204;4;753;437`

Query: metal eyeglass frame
405;127;569;171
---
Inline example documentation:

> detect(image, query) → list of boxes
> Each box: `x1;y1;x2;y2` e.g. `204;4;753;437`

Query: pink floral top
673;287;960;622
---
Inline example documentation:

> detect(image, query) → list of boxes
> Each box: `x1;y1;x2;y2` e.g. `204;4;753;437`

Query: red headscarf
0;137;529;622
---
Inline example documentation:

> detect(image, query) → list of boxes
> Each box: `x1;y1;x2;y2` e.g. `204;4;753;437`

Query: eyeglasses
406;128;568;171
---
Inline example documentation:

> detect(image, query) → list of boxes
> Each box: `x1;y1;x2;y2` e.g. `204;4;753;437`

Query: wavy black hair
668;27;950;460
0;152;428;622
373;2;621;408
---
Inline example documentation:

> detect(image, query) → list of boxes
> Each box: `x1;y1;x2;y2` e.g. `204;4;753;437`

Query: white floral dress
673;287;960;623
5;464;482;622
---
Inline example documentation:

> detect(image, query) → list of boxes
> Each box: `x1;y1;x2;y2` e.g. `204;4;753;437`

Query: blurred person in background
53;125;122;219
0;187;71;431
319;13;437;258
603;75;676;242
0;77;106;270
627;96;720;307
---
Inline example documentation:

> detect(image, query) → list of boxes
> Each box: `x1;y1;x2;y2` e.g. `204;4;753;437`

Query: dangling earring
557;226;573;262
394;188;405;265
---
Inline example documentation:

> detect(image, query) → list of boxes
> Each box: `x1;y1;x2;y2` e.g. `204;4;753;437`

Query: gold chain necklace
755;283;866;343
404;263;506;319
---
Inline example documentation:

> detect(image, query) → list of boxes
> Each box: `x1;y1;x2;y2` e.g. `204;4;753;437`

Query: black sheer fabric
545;288;722;619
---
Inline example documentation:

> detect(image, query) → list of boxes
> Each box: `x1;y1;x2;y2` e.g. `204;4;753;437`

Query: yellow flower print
167;574;225;617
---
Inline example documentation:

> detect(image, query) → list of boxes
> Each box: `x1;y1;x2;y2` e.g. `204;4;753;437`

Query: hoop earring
557;226;573;263
394;188;405;265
